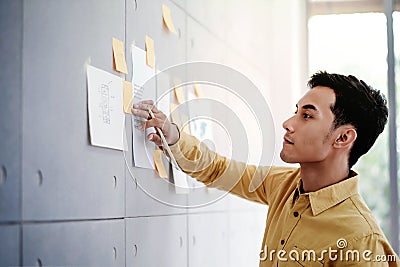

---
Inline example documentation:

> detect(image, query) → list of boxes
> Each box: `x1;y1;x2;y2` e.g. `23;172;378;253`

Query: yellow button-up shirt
170;132;399;266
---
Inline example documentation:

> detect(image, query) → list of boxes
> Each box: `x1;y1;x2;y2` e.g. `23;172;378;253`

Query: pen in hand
148;108;181;171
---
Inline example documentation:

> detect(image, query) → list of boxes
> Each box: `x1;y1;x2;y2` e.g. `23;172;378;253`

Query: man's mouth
284;136;294;144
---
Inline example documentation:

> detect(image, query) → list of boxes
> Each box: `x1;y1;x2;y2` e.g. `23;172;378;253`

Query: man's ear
333;127;357;148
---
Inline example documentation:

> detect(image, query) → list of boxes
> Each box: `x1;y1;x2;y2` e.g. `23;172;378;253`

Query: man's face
280;86;338;164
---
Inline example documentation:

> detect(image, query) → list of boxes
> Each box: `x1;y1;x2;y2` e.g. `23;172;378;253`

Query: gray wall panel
125;0;189;217
126;0;186;72
188;213;229;267
228;211;268;267
186;1;226;42
126;216;187;267
185;16;231;214
23;220;125;266
22;0;126;220
0;225;20;267
170;0;186;11
227;193;268;212
126;166;188;216
187;183;230;213
186;16;226;63
0;0;22;222
186;0;273;72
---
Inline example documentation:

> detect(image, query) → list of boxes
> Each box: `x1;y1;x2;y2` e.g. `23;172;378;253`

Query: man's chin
280;152;297;163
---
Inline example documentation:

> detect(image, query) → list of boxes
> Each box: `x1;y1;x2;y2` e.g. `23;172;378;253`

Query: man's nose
282;116;294;133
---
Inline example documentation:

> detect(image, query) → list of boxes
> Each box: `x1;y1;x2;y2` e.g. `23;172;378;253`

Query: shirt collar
294;171;359;216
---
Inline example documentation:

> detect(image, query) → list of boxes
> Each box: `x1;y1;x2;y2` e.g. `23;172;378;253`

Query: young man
132;71;399;266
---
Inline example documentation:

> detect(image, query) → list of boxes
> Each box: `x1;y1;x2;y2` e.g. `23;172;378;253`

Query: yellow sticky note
170;103;180;124
181;114;191;135
162;4;177;34
112;37;128;74
145;35;155;68
193;83;204;98
154;150;168;178
174;80;185;104
123;81;133;114
170;102;178;112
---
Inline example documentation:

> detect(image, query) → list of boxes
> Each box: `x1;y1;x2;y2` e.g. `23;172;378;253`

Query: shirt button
281;239;284;245
293;211;299;217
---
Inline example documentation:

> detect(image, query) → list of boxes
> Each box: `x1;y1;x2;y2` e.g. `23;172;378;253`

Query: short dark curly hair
308;71;388;168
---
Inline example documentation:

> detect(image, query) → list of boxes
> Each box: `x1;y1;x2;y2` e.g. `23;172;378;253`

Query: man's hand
131;100;180;146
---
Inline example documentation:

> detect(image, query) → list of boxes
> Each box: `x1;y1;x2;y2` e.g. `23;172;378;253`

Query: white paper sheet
131;45;156;168
155;69;171;115
172;167;190;194
87;65;125;150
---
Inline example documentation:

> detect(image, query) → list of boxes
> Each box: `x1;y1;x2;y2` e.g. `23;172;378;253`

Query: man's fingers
131;108;150;119
131;107;165;121
140;100;154;106
147;133;162;146
132;101;158;112
132;103;152;112
149;104;160;113
145;118;165;129
131;100;166;124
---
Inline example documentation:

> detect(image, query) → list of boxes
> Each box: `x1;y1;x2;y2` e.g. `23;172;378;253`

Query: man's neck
299;160;350;193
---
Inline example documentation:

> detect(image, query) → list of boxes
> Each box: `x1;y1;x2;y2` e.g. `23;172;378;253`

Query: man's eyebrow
295;104;319;113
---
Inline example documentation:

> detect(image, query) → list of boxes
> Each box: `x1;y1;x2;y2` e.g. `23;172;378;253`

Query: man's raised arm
132;100;296;205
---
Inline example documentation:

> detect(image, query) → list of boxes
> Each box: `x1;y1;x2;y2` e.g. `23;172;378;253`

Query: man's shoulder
347;194;385;235
325;193;385;238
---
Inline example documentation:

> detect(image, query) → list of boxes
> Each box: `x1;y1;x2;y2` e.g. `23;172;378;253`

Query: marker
148;108;181;171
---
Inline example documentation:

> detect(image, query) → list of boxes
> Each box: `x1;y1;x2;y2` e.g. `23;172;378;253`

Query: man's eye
303;113;312;119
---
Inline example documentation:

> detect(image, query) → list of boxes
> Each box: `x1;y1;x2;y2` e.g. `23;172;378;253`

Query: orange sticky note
174;80;185;104
170;102;178;112
145;35;155;68
181;114;191;135
193;83;204;98
170;103;180;124
162;4;177;34
112;37;128;74
154;150;168;178
123;81;133;114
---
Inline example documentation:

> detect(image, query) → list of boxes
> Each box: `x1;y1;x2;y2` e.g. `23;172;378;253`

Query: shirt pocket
289;246;325;267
